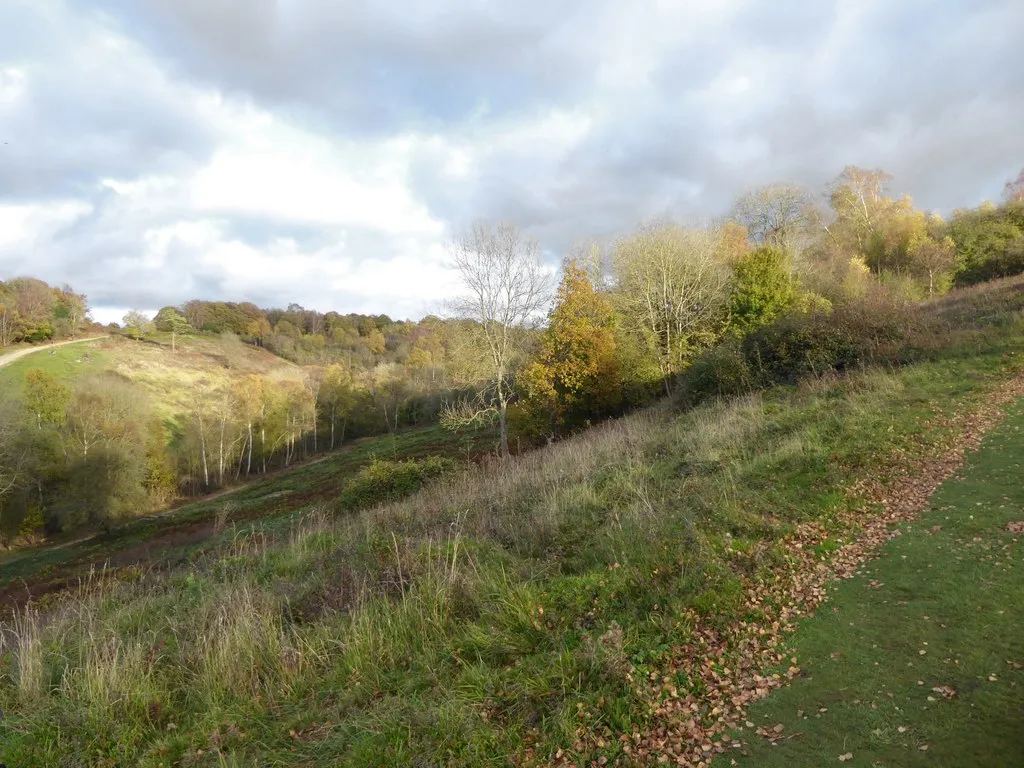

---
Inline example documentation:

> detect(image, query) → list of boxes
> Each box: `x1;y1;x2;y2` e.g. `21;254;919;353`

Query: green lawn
735;400;1024;767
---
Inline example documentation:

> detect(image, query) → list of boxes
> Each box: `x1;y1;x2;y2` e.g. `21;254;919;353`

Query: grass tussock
3;283;1024;765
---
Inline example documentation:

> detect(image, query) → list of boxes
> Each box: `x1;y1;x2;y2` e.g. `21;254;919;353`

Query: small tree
519;262;621;436
447;221;551;457
908;234;958;297
24;369;70;430
122;310;153;341
728;247;798;336
153;306;191;351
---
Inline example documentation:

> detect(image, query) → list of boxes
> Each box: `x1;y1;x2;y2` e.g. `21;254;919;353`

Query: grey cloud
0;3;218;202
2;0;1024;318
91;0;609;134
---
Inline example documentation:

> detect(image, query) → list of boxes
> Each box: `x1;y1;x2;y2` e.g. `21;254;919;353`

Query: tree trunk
247;421;253;476
218;416;225;485
261;426;266;474
198;414;209;487
330;407;335;450
498;398;509;458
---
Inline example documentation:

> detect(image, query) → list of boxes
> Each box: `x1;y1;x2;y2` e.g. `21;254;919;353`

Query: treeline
2;164;1023;543
453;165;1024;448
0;277;92;346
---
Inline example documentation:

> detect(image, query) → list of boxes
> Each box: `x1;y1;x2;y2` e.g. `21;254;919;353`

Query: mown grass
2;281;1024;766
735;399;1024;767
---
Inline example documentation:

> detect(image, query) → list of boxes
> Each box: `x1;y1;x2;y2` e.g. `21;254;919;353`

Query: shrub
675;343;753;408
741;312;860;385
728;247;798;335
336;456;457;512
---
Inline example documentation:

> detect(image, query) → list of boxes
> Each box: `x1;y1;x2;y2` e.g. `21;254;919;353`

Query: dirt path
0;335;109;369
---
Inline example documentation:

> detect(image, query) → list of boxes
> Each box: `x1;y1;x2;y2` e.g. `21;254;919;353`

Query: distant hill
0;331;303;428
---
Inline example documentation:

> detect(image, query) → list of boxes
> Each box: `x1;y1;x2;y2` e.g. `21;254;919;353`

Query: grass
0;421;495;605
734;399;1024;767
2;279;1024;765
0;337;111;397
0;333;301;424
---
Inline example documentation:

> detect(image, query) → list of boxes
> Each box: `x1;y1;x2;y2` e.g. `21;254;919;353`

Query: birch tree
447;221;551;457
612;222;731;393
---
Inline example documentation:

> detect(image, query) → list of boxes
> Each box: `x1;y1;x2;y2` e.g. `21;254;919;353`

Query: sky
1;1;1022;324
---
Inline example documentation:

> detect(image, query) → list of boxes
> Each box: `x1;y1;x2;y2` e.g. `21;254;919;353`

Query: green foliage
153;306;191;335
518;263;623;437
16;505;45;539
674;342;753;407
121;310;153;340
23;369;70;427
741;311;861;384
727;246;798;335
949;202;1024;286
337;455;457;512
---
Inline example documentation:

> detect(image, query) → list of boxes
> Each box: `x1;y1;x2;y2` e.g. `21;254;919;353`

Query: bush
741;312;860;385
337;456;457;512
740;290;921;386
675;344;753;408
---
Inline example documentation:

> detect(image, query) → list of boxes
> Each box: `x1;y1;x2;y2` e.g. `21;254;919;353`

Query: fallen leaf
838;753;854;762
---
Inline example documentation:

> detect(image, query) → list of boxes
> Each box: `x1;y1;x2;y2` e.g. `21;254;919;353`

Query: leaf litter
540;371;1024;767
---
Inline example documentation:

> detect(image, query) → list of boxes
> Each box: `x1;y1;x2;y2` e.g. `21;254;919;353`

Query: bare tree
731;182;814;255
1005;168;1024;204
612;221;731;394
447;221;551;457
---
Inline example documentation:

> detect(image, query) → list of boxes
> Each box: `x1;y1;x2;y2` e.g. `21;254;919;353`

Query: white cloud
1;0;1022;320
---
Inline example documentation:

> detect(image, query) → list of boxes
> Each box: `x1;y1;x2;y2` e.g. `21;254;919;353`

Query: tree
303;366;325;452
321;363;355;450
908;233;958;297
232;375;268;476
7;277;56;341
57;286;88;337
154;306;191;351
519;262;621;436
824;166;903;254
447;221;551;457
728;247;798;335
0;396;28;509
24;369;70;430
612;222;731;393
1004;168;1024;204
0;290;19;347
731;183;813;255
122;310;153;341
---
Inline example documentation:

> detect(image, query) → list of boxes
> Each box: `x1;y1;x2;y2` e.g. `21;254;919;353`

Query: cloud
0;0;1022;320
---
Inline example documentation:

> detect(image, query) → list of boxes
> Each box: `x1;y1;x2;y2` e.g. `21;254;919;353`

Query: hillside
2;277;1024;765
0;332;304;422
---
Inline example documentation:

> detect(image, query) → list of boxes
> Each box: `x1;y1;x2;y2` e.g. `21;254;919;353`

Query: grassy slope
0;422;495;608
2;281;1024;766
0;332;303;425
735;401;1024;767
